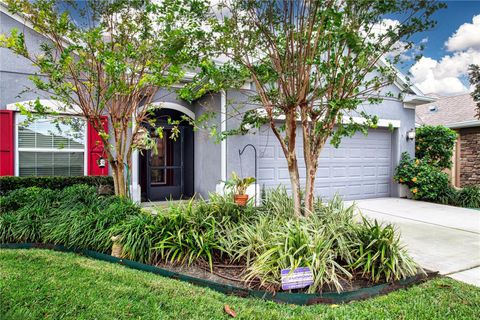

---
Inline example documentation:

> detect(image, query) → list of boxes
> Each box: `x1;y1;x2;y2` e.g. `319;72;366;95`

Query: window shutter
87;116;109;176
0;110;14;176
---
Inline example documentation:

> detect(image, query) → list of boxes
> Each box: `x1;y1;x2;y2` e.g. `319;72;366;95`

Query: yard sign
281;267;314;290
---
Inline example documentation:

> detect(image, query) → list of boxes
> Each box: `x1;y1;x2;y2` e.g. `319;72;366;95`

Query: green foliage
0;176;113;196
454;185;480;209
469;64;480;118
1;0;209;197
351;218;417;283
394;153;451;201
0;187;56;242
183;0;443;146
109;212;162;263
0;185;141;251
1;186;418;293
223;189;417;293
415;125;457;169
223;172;256;195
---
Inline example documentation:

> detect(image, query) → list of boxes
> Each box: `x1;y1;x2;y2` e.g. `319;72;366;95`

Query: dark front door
146;127;184;201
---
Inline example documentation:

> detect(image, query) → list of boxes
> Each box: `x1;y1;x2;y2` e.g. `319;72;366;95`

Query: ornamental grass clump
43;186;140;252
221;190;418;293
0;185;142;252
350;218;418;283
0;187;57;243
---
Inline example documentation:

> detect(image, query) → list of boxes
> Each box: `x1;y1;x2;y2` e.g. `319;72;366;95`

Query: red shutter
0;110;14;176
87;116;109;176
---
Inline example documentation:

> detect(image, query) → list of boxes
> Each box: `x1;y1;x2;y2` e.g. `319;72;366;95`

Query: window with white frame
16;114;87;176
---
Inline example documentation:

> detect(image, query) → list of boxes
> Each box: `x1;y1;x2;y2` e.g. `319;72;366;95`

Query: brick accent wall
459;127;480;186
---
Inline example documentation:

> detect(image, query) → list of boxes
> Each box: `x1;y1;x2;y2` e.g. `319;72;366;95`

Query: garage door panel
256;128;393;200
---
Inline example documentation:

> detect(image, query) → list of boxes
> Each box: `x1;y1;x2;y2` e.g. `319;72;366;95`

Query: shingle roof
416;93;478;127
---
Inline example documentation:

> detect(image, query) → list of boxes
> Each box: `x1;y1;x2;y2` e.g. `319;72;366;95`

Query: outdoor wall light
406;129;416;141
97;156;106;168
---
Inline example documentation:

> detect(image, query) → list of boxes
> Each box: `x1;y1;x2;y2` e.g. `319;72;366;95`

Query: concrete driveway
353;198;480;287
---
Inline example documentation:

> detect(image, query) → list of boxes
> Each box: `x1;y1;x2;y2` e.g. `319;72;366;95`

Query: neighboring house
416;94;480;187
0;5;433;202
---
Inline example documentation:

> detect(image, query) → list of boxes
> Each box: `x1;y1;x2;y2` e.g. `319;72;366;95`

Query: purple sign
281;267;314;290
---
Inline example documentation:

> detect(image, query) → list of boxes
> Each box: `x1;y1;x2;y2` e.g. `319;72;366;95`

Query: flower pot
234;194;249;206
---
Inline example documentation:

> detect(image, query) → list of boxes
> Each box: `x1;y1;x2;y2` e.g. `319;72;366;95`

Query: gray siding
193;93;222;198
1;12;50;109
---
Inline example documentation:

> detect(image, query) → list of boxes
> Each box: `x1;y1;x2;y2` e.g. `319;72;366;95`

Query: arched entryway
139;107;194;201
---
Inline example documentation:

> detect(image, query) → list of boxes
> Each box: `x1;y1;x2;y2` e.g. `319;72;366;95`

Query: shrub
394;153;451;201
0;186;419;293
0;185;141;251
224;190;417;292
109;212;162;263
415;125;457;169
350;218;418;283
0;186;57;212
42;187;141;252
0;187;57;243
454;185;480;208
0;176;114;196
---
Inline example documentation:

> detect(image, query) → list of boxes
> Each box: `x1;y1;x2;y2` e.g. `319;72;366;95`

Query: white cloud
445;15;480;51
410;14;480;96
410;57;468;95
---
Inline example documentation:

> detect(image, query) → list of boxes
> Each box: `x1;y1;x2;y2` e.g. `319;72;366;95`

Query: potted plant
224;172;256;206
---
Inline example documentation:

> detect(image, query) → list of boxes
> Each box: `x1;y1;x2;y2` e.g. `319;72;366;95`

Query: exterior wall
193;93;222;198
458;127;480;186
225;85;416;198
1;12;49;110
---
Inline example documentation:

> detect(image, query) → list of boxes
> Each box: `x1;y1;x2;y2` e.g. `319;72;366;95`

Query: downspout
221;90;227;181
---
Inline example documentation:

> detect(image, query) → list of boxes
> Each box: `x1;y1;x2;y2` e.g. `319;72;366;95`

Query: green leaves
394;152;452;201
468;64;480;118
350;217;418;283
1;186;418;293
415;125;458;169
223;172;256;195
0;28;28;57
1;0;211;198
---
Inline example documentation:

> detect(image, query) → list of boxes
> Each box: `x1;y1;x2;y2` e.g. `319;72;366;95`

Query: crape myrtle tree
469;64;480;118
181;0;444;216
0;0;208;197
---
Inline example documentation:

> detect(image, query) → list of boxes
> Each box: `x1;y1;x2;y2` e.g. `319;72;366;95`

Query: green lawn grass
1;249;479;320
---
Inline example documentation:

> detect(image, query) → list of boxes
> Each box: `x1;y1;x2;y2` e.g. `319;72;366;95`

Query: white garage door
256;128;393;200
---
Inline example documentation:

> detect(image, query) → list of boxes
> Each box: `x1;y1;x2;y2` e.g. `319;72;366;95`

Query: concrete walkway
353;198;480;287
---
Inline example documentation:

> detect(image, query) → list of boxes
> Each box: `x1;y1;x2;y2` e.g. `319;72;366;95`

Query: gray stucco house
0;5;433;203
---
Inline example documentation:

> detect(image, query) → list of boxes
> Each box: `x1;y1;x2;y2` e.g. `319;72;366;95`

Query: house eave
403;94;436;107
447;120;480;129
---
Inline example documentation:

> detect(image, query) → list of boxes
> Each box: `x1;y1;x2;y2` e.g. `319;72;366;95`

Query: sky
395;0;480;96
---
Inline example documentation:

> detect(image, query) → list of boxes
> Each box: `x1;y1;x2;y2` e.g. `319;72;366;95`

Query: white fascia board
349;116;400;128
0;1;36;32
258;110;400;128
447;120;480;129
6;99;83;115
403;94;436;106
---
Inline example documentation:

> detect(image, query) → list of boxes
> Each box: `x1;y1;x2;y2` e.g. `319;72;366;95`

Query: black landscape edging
0;243;436;305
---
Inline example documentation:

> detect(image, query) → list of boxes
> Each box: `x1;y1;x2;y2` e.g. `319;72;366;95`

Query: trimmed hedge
0;176;114;195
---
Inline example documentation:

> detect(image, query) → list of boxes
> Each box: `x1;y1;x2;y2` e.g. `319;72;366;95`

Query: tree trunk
111;162;127;197
287;152;302;217
304;156;318;215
